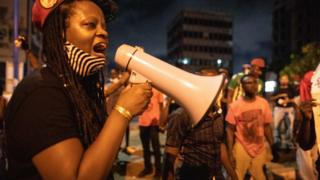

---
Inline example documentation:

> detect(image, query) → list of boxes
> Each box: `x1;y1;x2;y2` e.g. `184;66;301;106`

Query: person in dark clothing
4;0;152;179
163;106;237;180
162;70;237;180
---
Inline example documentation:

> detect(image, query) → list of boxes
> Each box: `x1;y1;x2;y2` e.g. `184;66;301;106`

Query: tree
280;42;320;78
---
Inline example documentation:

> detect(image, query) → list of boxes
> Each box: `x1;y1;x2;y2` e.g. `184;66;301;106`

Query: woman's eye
85;22;96;28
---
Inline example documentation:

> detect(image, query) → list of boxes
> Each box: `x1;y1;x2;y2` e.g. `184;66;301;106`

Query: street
113;119;166;180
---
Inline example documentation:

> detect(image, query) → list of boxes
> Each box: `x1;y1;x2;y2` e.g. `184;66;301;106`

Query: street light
217;58;222;67
181;58;189;65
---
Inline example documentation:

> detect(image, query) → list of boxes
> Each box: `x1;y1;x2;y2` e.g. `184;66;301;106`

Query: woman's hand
116;83;153;117
119;72;130;85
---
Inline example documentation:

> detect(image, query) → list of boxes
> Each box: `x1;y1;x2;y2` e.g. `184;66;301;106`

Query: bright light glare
182;58;189;65
217;59;222;64
265;80;277;93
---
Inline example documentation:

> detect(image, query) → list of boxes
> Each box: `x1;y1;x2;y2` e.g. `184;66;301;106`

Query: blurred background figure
226;74;273;180
137;88;164;179
295;71;319;180
227;58;266;104
162;69;237;180
242;64;251;75
14;35;42;70
271;74;296;150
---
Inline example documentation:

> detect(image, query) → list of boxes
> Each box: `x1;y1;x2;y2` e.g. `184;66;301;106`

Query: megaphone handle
129;71;151;84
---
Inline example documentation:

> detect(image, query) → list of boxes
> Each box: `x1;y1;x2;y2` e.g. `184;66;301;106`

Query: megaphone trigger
129;70;151;84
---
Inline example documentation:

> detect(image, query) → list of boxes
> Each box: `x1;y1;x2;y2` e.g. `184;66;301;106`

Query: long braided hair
42;0;108;148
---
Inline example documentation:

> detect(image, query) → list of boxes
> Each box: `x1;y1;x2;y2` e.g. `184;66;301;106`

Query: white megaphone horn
115;44;225;125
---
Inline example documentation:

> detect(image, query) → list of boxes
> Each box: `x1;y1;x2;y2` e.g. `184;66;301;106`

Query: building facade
0;0;42;97
272;0;320;72
167;9;233;73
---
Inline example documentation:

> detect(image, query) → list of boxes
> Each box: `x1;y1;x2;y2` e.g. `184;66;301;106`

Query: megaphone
115;44;224;125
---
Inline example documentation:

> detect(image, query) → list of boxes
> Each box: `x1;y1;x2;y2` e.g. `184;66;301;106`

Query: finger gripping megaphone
115;44;224;125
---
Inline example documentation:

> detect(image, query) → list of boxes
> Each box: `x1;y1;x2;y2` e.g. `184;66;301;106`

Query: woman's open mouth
93;42;107;57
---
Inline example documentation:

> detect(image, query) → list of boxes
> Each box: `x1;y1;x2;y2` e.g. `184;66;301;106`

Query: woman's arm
32;83;152;180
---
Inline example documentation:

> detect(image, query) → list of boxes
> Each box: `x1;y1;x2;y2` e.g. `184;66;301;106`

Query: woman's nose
97;26;108;40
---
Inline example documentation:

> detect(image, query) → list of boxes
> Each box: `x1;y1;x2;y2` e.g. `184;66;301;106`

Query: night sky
107;0;273;73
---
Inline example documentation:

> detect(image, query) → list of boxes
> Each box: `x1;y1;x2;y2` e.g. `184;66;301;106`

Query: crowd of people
0;0;319;180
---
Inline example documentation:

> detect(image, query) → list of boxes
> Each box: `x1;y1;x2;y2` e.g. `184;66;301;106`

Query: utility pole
13;0;19;80
27;0;33;74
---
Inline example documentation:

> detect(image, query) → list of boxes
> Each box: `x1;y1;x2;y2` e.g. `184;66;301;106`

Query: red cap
32;0;65;30
32;0;118;30
250;58;265;68
242;64;251;69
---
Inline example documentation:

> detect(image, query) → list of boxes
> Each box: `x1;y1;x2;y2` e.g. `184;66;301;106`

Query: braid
42;1;106;148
